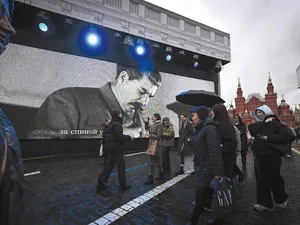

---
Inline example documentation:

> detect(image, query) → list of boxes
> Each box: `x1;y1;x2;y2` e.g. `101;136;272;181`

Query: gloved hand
256;134;267;141
265;117;274;123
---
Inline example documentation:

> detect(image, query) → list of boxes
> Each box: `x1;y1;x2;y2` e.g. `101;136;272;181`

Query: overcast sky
145;0;300;109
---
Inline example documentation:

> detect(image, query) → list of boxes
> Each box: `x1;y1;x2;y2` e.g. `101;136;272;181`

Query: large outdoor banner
0;44;214;139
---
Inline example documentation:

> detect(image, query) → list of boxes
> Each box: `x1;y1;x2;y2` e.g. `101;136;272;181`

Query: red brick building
228;72;294;126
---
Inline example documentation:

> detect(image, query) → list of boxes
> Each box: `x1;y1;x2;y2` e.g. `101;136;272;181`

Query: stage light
39;23;48;32
34;11;56;36
151;43;160;56
84;26;101;47
193;54;199;68
165;47;172;62
178;50;185;60
123;35;134;46
63;18;76;38
135;39;147;56
152;43;160;49
78;25;106;56
136;45;145;55
213;60;223;73
114;32;122;43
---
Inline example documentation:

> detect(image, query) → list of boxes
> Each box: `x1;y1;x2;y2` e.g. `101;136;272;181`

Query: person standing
161;117;175;177
234;115;248;170
0;1;25;224
96;110;133;192
176;114;194;175
188;106;224;225
212;104;237;179
232;124;245;182
248;105;295;211
143;113;164;185
100;119;110;166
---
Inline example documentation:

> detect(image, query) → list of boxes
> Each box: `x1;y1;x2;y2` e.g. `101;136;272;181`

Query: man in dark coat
234;115;248;170
26;66;161;139
100;119;110;166
188;106;224;225
248;105;295;212
0;1;25;224
176;114;194;175
96;110;132;192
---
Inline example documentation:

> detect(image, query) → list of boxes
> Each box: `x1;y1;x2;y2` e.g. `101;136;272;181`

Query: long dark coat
178;121;194;156
148;121;163;166
235;122;248;153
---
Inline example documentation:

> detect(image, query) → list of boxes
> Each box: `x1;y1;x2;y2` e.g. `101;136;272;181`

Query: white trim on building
16;0;231;61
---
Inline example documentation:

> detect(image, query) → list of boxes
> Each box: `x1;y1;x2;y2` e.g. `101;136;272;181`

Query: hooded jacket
103;110;131;152
193;119;224;187
254;105;273;122
248;105;295;156
162;118;175;147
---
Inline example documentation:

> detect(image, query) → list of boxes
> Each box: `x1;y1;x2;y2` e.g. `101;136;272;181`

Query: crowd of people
0;1;298;224
97;103;296;225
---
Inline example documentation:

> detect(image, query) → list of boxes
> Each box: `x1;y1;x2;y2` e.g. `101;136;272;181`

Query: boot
155;172;165;181
175;166;184;176
143;175;154;185
119;185;131;191
96;181;108;193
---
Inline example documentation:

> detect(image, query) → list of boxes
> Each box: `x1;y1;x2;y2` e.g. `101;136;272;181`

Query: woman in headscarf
234;115;248;170
248;105;295;211
143;113;164;185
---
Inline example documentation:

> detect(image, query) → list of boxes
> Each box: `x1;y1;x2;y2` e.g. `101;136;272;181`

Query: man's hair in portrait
117;64;162;86
1;0;14;20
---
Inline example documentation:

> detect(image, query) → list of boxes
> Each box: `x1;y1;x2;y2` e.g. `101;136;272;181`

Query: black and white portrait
0;44;215;139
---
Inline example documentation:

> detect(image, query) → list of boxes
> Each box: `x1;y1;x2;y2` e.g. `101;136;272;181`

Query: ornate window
104;0;122;8
129;2;139;14
145;7;160;21
167;16;179;28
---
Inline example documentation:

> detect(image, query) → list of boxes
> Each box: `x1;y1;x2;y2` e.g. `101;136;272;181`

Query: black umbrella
176;90;225;107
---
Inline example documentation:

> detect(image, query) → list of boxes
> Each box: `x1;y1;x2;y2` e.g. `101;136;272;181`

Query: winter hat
111;109;121;120
190;105;209;121
162;117;170;122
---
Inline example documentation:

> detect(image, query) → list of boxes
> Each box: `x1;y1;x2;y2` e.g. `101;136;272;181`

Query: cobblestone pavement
23;145;300;225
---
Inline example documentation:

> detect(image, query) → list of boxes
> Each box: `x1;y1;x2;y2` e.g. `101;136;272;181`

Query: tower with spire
235;77;245;117
264;72;278;114
278;95;293;126
230;71;296;126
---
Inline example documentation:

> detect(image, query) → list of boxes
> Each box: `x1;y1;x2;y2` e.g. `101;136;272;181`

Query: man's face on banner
0;0;16;55
113;71;160;114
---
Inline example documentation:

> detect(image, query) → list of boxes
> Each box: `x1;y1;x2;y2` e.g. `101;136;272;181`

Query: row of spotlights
34;11;210;69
